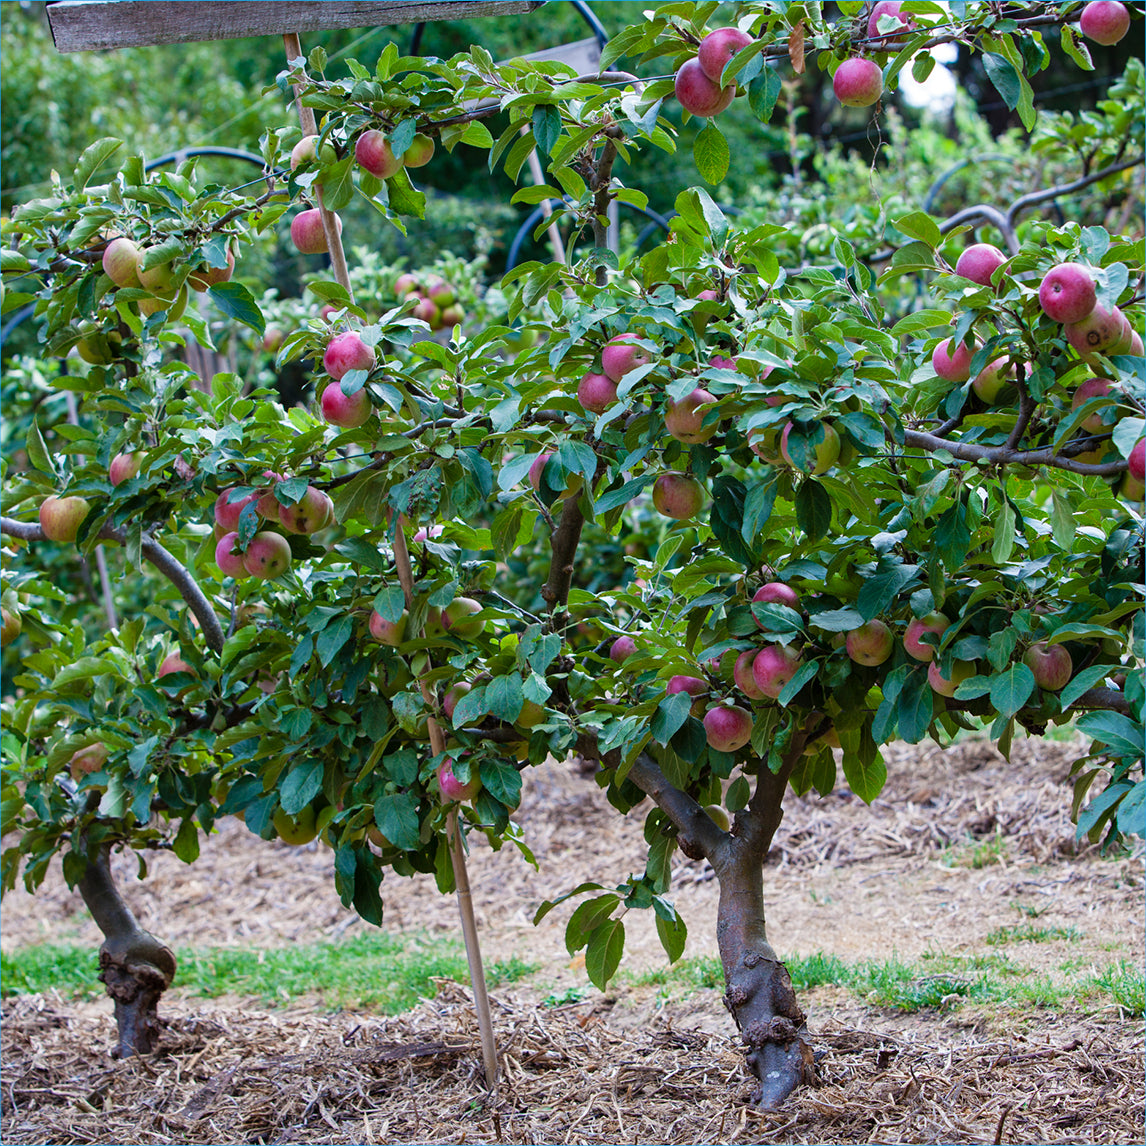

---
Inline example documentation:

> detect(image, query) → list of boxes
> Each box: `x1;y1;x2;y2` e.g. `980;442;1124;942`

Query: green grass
985;923;1084;946
1;933;539;1014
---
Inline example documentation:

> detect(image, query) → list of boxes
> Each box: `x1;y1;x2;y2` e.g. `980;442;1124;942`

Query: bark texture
76;845;176;1057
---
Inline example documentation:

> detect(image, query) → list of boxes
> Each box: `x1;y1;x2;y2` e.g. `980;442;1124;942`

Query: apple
138;286;188;320
833;58;883;107
845;619;894;666
137;251;179;295
903;611;950;662
215;487;258;533
668;674;708;717
280;486;334;534
108;452;142;486
674;57;734;117
369;610;408;646
955;243;1007;288
321;383;372;429
665;388;718;444
703;704;754;752
404;133;436;168
932;337;977;383
263;327;285;354
242;531;292;579
255;470;285;523
355;130;404;179
443;597;483;640
577;372;619;414
412;296;441;327
289;134;336;169
438;758;481;803
0;607;21;647
215;531;250;579
39;495;91;543
516;700;546;729
697;27;754;82
291;208;341;255
780;421;840;474
1038;263;1096;324
1065;303;1129;358
1120;471;1145;502
1129;438;1146;482
528;452;582;500
394;272;420;297
601;333;650;382
324;331;376;380
273;804;318;845
747;426;781;463
1072;377;1114;433
159;652;195;678
1130;330;1144;356
751;582;799;629
1079;1;1130;44
69;742;108;781
652;472;705;520
751;644;802;700
188;246;235;291
426;278;455;308
440;304;466;328
867;1;915;43
972;357;1015;404
102;236;142;288
927;659;976;697
703;803;732;832
442;681;472;722
609;635;638;663
734;649;767;700
1023;642;1073;690
75;325;114;365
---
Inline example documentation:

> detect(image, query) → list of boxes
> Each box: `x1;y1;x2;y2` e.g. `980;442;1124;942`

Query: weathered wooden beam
47;0;543;53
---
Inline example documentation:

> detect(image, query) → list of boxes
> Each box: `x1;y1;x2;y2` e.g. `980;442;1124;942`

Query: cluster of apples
393;271;465;332
212;477;332;581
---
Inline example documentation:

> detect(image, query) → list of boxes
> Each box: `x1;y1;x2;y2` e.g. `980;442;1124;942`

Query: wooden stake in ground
283;32;499;1091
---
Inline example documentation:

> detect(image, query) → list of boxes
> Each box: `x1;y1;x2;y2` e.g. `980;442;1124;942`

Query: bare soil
2;734;1143;1145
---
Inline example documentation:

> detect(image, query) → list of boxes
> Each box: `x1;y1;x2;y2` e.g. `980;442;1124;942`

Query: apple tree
2;0;1143;1107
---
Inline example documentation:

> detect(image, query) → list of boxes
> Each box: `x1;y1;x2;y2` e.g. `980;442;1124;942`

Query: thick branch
627;751;728;860
540;494;586;621
2;516;225;652
900;431;1128;477
1073;687;1130;715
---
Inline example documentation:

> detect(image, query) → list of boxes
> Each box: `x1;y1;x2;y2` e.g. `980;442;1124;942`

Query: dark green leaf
74;138;123;191
651;692;693;747
795;479;832;541
566;894;620;954
374;792;421;851
693;122;730;186
486;674;524;724
748;68;783;122
479;759;522;809
280;760;324;815
585;918;625;990
172;817;200;863
982;53;1021;111
989;663;1035;719
208;282;265;335
655;911;687;964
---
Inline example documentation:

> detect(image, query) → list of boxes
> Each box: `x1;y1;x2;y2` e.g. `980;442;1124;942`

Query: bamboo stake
283;33;498;1091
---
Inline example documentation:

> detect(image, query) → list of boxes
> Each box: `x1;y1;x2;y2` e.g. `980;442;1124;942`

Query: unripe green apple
273;804;318;845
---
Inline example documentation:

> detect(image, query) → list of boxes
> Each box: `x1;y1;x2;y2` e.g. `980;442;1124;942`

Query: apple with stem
404;133;436;168
1038;263;1097;324
321;383;372;429
955;243;1007;289
39;495;91;543
833;58;883;107
1023;642;1073;690
703;704;754;752
752;644;802;699
674;57;734;117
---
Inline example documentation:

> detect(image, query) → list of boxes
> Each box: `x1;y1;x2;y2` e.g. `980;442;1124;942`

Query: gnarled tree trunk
76;844;176;1057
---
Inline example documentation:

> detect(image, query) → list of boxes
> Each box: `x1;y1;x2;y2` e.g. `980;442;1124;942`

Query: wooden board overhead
47;0;544;53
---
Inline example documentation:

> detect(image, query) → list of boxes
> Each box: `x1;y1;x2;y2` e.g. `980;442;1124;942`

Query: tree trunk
76;845;177;1057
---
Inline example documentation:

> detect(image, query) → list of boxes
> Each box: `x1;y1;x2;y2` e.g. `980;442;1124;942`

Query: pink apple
215;531;250;579
1079;1;1130;44
833;58;883;108
412;296;441;327
323;331;376;380
927;659;976;697
369;610;407;646
158;652;195;678
355;130;404;179
1038;263;1096;324
426;278;455;307
751;644;802;700
442;681;471;722
394;273;420;297
846;619;894;666
256;471;285;523
1071;377;1114;433
903;611;950;662
867;0;915;43
321;383;372;429
280;486;334;534
438;758;481;803
610;635;638;663
697;27;754;83
108;452;142;487
1130;330;1144;356
1128;437;1145;482
667;674;708;717
188;246;235;291
102;237;142;288
652;472;705;520
665;388;718;444
577;372;619;414
290;208;341;255
39;495;91;543
1065;304;1130;358
955;243;1007;289
404;133;436;168
674;57;734;117
601;333;650;383
780;421;840;474
703;704;754;752
734;649;767;700
442;597;483;640
932;337;977;383
1023;642;1072;690
528;452;583;500
215;487;258;533
972;357;1015;404
751;582;799;629
242;531;292;579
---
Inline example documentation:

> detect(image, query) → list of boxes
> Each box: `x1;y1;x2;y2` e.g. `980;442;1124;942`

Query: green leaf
353;859;384;926
585;918;625;990
651;691;693;747
73;138;123;191
316;614;353;667
1059;664;1117;709
172;817;200;863
317;155;355;211
1075;711;1144;758
655;911;687;964
479;759;522;810
896;669;934;744
839;726;886;804
991;498;1016;564
893;211;941;249
26;418;54;475
374;792;421;851
989;663;1036;719
748;68;783;123
532;104;561;156
486;674;524;724
778;659;818;707
566;894;620;954
279;759;324;815
693;122;730;186
982;53;1021;111
795;479;832;541
208;282;265;336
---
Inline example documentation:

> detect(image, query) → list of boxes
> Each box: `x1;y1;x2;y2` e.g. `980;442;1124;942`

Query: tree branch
901;431;1128;477
1072;687;1130;715
626;751;728;860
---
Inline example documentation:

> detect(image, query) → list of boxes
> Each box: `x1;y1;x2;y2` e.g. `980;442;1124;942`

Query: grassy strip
625;950;1145;1018
1;932;538;1015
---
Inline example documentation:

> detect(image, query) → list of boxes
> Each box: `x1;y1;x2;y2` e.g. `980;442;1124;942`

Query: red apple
927;659;976;697
751;644;802;700
833;58;883;107
102;237;142;288
242;531;292;579
697;27;754;83
255;471;285;523
108;452;142;487
577;372;619;414
356;130;404;179
324;331;375;380
369;610;407;646
845;619;894;666
751;582;799;629
708;354;740;372
39;495;91;543
1071;377;1114;433
665;388;718;444
674;57;734;117
867;0;915;43
394;272;420;297
903;611;950;662
652;472;705;520
215;531;249;579
1065;303;1130;358
290;208;341;255
321;383;372;429
215;487;258;533
955;243;1007;289
610;635;638;663
703;704;754;752
932;337;977;383
780;421;840;474
426;278;455;308
188;246;235;291
438;758;481;803
1023;642;1073;690
412;296;441;327
601;333;650;382
734;649;767;700
280;486;334;534
1079;1;1130;44
1038;263;1096;324
1128;438;1145;482
158;652;195;679
667;674;708;717
442;681;471;722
